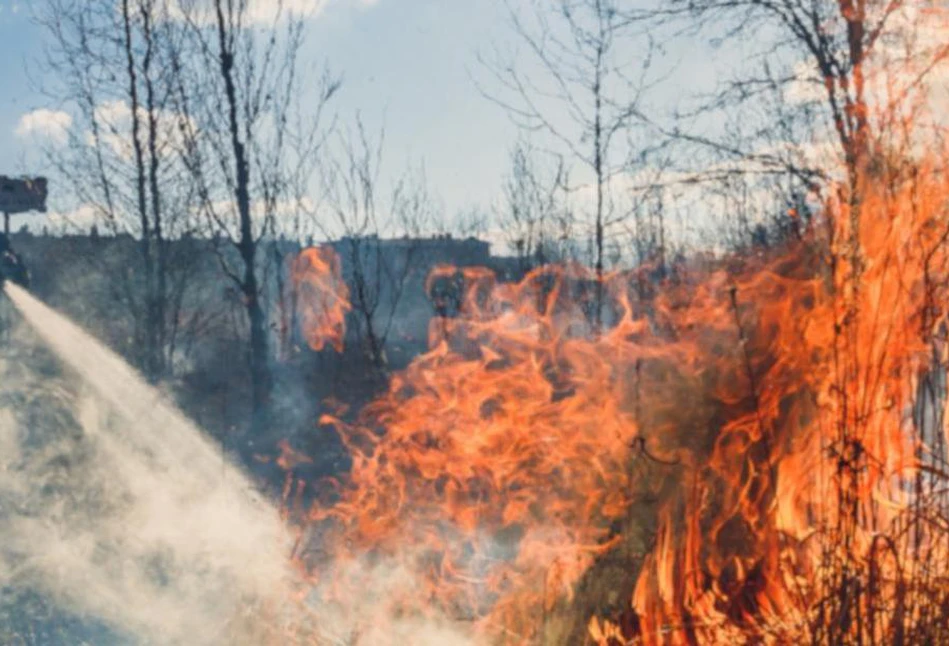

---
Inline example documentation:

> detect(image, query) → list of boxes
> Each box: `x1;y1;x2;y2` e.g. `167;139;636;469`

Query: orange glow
291;246;350;353
292;145;949;643
283;37;949;641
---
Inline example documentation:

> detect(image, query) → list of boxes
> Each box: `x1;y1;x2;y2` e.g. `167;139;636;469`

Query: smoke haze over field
0;286;297;644
0;285;488;645
1;1;948;643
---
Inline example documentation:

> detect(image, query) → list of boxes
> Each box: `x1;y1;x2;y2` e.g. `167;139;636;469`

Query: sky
0;0;525;234
0;2;44;183
0;0;783;245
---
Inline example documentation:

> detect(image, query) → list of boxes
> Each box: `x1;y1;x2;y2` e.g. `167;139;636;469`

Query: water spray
0;283;300;645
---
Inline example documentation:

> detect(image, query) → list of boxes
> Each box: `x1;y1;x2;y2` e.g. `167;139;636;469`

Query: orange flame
291;246;350;353
288;58;949;640
295;149;949;643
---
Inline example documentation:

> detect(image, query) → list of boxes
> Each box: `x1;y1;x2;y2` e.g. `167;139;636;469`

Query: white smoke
307;558;483;646
0;285;299;644
0;284;487;645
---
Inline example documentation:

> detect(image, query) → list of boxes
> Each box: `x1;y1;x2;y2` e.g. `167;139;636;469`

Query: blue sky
0;2;45;176
0;0;524;232
0;0;768;243
304;0;519;215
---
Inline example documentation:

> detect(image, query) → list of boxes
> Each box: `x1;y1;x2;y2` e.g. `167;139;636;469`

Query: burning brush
282;149;949;645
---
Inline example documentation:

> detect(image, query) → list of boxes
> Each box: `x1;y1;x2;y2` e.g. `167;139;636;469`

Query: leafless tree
316;117;434;370
478;0;659;325
637;3;949;640
36;0;200;381
498;140;573;271
638;0;949;232
170;0;340;420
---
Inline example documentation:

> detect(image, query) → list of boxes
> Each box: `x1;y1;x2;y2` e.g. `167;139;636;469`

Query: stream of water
1;283;297;645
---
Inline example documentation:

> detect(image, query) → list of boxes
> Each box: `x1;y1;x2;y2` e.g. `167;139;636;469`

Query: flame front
285;49;949;644
291;246;350;353
296;147;949;644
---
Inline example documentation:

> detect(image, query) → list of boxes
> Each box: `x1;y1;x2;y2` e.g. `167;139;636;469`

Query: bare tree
317;117;434;370
171;0;339;420
639;1;949;232
36;0;199;381
498;140;573;271
478;0;657;324
635;4;949;641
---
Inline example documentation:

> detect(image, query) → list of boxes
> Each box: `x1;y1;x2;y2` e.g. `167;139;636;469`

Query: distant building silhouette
328;233;490;272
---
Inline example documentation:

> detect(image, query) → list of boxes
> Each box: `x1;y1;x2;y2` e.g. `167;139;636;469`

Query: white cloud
15;109;73;146
94;99;132;125
166;0;377;26
245;0;329;22
167;0;326;25
45;204;99;231
85;99;195;162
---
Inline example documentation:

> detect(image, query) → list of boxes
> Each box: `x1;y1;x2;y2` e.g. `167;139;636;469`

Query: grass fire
292;150;949;643
2;1;949;645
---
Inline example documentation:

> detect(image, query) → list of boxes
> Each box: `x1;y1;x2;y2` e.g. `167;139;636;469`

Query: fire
292;149;949;644
282;58;949;645
291;246;350;353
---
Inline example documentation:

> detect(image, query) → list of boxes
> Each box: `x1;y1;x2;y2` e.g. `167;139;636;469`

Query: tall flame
287;42;949;640
296;146;949;643
291;246;350;353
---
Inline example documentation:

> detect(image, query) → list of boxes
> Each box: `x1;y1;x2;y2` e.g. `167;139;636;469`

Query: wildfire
271;46;949;644
291;246;351;353
288;147;949;645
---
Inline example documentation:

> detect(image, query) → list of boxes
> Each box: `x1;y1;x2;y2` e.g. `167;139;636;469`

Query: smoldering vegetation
6;0;949;643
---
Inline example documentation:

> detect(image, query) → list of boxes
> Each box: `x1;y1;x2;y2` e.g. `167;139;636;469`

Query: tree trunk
122;0;160;381
142;0;167;378
592;29;605;333
245;264;272;420
215;0;272;422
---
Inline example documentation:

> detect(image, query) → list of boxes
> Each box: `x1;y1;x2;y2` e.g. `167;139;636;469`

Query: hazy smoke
306;557;483;646
0;284;485;645
0;284;297;645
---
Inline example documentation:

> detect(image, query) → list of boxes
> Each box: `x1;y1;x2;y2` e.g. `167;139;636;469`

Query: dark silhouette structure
0;233;30;288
